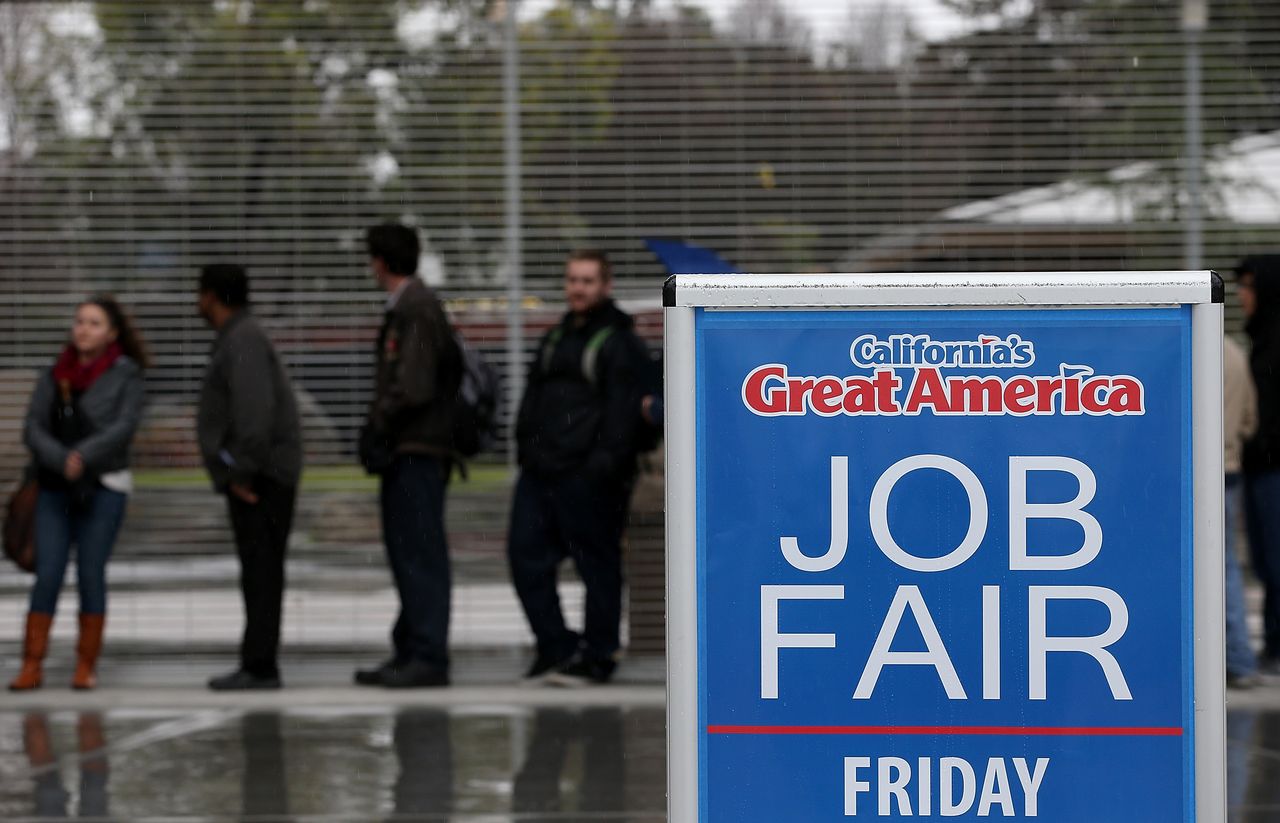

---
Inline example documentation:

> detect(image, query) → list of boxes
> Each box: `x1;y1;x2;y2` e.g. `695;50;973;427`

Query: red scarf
52;342;122;393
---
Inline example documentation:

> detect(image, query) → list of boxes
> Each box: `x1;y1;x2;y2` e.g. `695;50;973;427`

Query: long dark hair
83;294;151;370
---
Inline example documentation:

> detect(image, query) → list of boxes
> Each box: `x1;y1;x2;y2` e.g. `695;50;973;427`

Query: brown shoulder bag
3;479;38;573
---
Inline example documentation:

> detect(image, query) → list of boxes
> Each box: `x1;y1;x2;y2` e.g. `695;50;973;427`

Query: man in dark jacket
196;264;303;690
509;249;649;685
1240;255;1280;671
355;222;459;689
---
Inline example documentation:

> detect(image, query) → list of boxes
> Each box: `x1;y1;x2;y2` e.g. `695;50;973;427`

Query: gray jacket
197;311;302;491
25;356;146;479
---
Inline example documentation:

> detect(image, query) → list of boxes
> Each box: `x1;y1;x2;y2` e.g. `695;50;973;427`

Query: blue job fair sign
694;307;1193;821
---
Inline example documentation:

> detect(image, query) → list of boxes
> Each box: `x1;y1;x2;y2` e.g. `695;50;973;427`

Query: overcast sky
675;0;970;42
519;0;974;44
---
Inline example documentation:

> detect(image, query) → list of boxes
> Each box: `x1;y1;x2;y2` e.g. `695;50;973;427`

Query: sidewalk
1;649;666;711
1;578;592;651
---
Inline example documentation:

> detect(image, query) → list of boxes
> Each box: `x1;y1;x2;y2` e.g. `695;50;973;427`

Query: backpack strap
582;326;616;388
539;326;564;375
539;323;618;388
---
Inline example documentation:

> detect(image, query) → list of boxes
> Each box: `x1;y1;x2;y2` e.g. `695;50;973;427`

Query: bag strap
539;326;564;375
538;323;617;389
582;326;616;388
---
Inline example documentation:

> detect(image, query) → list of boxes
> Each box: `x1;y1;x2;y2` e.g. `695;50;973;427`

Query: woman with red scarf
10;296;148;691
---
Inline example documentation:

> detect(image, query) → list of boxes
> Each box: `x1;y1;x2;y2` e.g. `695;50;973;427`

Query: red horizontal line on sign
706;725;1183;737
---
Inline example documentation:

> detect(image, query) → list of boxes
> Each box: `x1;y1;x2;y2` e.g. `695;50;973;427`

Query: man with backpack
355;222;461;688
509;249;652;685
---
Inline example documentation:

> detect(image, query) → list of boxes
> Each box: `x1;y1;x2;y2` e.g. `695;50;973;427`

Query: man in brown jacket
355;223;460;688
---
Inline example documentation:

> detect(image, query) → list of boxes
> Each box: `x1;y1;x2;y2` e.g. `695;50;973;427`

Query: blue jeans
1226;475;1257;677
1246;469;1280;660
29;486;127;616
380;455;451;668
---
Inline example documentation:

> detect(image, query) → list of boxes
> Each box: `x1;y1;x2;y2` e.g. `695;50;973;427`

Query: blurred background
1;0;1277;660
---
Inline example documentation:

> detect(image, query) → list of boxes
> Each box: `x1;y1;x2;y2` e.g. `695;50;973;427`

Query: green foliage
523;4;621;144
925;0;1278;222
0;4;117;161
7;0;1280;286
746;218;823;272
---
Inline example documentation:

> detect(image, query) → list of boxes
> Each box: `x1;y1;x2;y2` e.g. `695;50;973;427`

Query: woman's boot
9;612;54;691
72;614;105;690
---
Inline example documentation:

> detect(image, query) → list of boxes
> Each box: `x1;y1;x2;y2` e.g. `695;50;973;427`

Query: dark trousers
507;469;630;662
381;455;451;669
226;477;296;678
1247;469;1280;659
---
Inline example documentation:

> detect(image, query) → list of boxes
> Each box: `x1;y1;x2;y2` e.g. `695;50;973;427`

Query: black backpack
451;330;501;459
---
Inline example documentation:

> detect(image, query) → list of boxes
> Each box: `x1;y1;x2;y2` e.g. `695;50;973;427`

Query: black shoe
546;654;616;687
207;669;282;691
523;648;577;682
354;657;400;687
380;659;449;689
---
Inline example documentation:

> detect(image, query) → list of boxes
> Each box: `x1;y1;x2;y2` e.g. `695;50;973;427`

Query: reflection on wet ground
0;705;665;822
7;706;1280;820
1231;710;1280;822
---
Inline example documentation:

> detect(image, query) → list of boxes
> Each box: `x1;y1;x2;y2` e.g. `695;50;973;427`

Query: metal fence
2;0;1278;656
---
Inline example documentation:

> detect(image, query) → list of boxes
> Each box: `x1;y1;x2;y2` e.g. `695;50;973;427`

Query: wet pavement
2;652;1280;822
0;704;667;822
4;699;1280;821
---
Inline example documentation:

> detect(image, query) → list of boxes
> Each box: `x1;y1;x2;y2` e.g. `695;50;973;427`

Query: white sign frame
663;271;1225;822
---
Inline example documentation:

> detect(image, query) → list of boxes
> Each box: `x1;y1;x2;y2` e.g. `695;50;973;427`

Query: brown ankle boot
9;612;54;691
72;614;106;691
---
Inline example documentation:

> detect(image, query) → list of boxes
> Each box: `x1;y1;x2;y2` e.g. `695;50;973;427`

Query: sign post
665;272;1224;821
